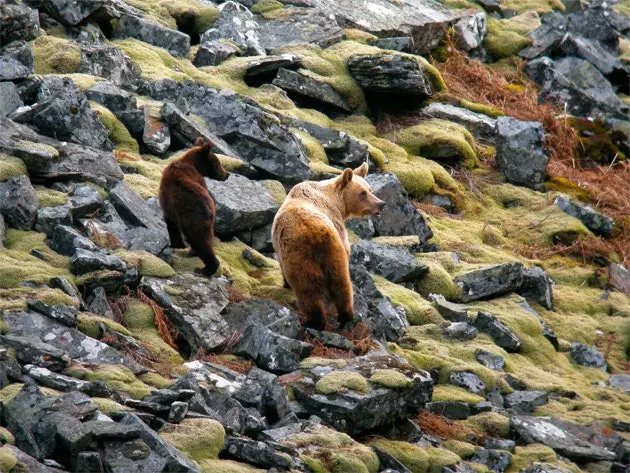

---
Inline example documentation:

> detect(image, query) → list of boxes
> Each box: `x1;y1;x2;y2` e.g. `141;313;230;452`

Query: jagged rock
143;80;311;183
75;452;104;473
348;54;435;97
206;174;280;235
0;214;5;249
517;266;553;310
346;217;375;239
293;351;433;436
202;2;264;56
35;205;72;237
41;0;105;26
139;274;230;354
305;328;354;351
27;300;77;327
554;194;615;236
222;298;301;340
49;225;99;256
0;55;29;80
0;81;23;118
350;240;428;283
366;173;433;242
495;117;549;190
454;12;487;51
610;263;630;296
142;105;171;155
23;365;91;392
114;14;190;57
67;186;102;218
233;324;313;373
50;277;83;307
257;7;344;51
0;335;71;371
474;311;521;352
443;322;478;341
86;287;113;317
449;371;486;394
0;1;39;46
272;68;351;113
504;391;548;413
475;349;505;371
71;248;126;275
420;103;497;142
237;223;274;252
570;342;607;369
470;448;512;473
454;263;524;302
244;55;300;82
193;39;239;67
611;375;630;393
511;415;617;462
351;264;409;341
485;438;516;452
86;82;137;114
429;294;471;323
521;464;565;473
1;40;34;72
108;182;164;231
5;445;65;473
0;175;38;230
221;437;294;470
426;401;471;420
0;118;123;185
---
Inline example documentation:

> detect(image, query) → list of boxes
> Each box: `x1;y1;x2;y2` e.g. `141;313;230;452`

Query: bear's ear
339;168;354;188
354;162;368;177
193;137;205;147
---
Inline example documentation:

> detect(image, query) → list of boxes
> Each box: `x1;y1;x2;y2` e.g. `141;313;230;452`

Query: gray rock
222;298;301;339
554;194;615;236
193;39;240;66
610;374;630;393
86;82;137;114
257;7;344;51
0;81;23;118
495;117;549;191
0;214;5;249
142;106;171;155
41;0;105;26
485;438;516;452
0;175;38;230
449;371;486;394
0;2;39;46
237;223;274;252
366;173;433;242
474;311;521;352
114;14;191;57
520;464;565;473
71;248;126;275
346;217;375;239
67;185;102;219
350;240;428;283
35;206;72;237
0;40;34;73
272;68;351;113
429;294;471;322
610;263;630;296
23;365;91;392
0;335;71;371
305;328;354;351
570;342;607;370
475;349;505;371
517;266;553;310
470;448;512;473
78;42;140;89
26;300;77;327
511;415;617;462
86;286;113;317
201;2;265;56
206;174;280;235
50;276;83;306
5;445;65;473
504;390;548;413
443;322;478;341
454;12;487;51
454;262;524;302
373;37;414;52
75;452;104;473
518;300;558;350
167;402;188;424
78;270;126;297
222;437;294;470
49;225;99;256
108;181;166;231
420;102;497;142
426;401;470;420
244;54;300;82
348;54;435;96
0;55;30;80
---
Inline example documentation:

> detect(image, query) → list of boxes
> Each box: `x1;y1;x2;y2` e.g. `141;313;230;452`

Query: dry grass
196;352;253;374
416;410;485;442
138;288;179;349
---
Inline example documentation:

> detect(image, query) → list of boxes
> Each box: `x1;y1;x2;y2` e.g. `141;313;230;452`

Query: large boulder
454;262;524;302
114;14;191;57
221;298;301;340
554;194;615;236
517;266;553;310
0;82;23;118
419;102;497;142
201;2;265;56
570;342;607;370
272;68;351;114
0;175;38;230
41;0;106;26
77;43;139;88
350;240;428;283
609;263;630;296
0;1;39;46
0;56;29;80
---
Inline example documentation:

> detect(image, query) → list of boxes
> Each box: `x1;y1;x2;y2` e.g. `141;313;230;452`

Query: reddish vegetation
137;288;179;350
196;352;253;374
416;410;485;442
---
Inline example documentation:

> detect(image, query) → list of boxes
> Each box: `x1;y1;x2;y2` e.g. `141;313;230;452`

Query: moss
57;73;103;91
484;12;540;59
443;440;477;459
432;385;485;405
5;230;71;271
500;0;564;14
251;0;284;14
427;448;461;473
76;312;132;338
92;397;130;414
507;445;558;473
139;372;174;389
262;180;287;206
0;446;17;473
32;35;81;74
415;258;462;300
330;455;369;473
369;440;429;473
369;369;411;389
300;358;348;369
160;418;225;461
0;429;14;446
0;287;78;313
114;250;175;277
344;29;378;44
160;0;219;33
34;186;68;208
198;459;266;473
0;384;60;404
544;177;591;203
316;371;370;394
0;250;71;289
373;275;443;325
394;120;478;169
65;365;152;399
303;457;329;473
91;103;139;154
463;412;511;438
0;155;26;181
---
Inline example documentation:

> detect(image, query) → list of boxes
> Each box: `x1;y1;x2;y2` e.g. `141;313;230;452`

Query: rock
293;351;432;436
86;82;137;114
0;335;71;371
449;371;486;394
5;445;65;473
443;322;478;341
71;248;126;275
0;175;38;230
237;223;274;252
346;217;375;239
426;401;471;420
41;0;105;26
518;300;558;350
1;40;34;72
193;39;239;67
86;286;113;317
475;349;505;371
201;2;264;56
470;448;512;473
142;106;171;155
244;55;300;84
351;264;409;342
474;311;521;352
305;328;354;351
143;80;311;183
114;14;190;57
2;310;146;373
108;181;165;231
350;240;428;283
554;194;615;236
0;1;39;46
139;274;230;354
50;276;83;305
517;266;553;310
511;415;617;462
521;464;565;473
0;81;23;118
77;43;139;89
429;294;471;323
454;263;524;302
366;173;433;242
495;117;549;191
348;54;436;97
0;55;30;80
485;438;516;452
222;437;294;470
27;300;77;327
257;7;344;51
610;264;630;296
272;68;351;114
233;324;313;373
206;174;280;235
420;103;497;143
504;391;548;413
35;205;73;237
75;452;104;473
570;342;607;370
49;225;99;257
222;298;301;339
0;214;5;249
610;375;630;393
454;12;487;51
23;365;90;392
67;186;102;219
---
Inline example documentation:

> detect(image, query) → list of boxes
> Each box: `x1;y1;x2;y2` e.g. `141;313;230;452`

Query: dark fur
159;137;229;276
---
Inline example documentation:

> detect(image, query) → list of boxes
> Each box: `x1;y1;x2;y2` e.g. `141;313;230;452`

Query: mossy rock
91;103;140;154
32;35;81;74
344;29;378;44
443;440;477;459
0;155;26;181
432;385;485;406
0;250;71;289
34;186;68;208
415;259;462;300
316;371;369;394
76;312;132;338
0;384;60;404
463;412;511;438
0;287;78;313
0;446;17;473
369;440;429;473
160;0;219;33
160;418;225;461
507;444;558;473
4;230;71;271
92;397;131;414
373;275;443;325
139;372;174;389
300;358;348;369
198;459;266;473
484;12;540;59
115;249;175;278
251;0;283;14
369;369;411;389
0;429;14;446
64;364;152;399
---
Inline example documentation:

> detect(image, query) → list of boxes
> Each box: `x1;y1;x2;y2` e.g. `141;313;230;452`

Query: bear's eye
361;191;367;199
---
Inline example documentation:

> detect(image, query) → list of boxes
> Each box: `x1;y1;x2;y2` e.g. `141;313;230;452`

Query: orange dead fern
137;288;179;350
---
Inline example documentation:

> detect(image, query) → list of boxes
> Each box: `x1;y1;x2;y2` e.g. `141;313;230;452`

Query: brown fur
272;163;385;330
159;137;229;276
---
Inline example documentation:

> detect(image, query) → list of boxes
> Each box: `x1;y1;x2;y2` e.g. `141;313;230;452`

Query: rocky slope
0;0;629;471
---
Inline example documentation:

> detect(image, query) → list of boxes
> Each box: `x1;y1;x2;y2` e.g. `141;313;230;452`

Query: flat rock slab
222;298;301;340
350;240;428;283
202;1;265;56
454;262;524;302
348;54;435;96
474;311;521;352
504;390;548;413
0;81;23;118
114;14;191;57
554;194;614;236
420;102;497;142
273;68;351;113
140;274;230;354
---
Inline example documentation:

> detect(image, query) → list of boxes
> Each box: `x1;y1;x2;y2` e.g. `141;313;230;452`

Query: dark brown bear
159;137;229;276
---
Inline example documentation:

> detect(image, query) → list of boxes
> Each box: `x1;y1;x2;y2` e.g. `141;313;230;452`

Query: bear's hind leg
182;220;220;276
326;246;355;329
286;262;328;331
165;218;186;249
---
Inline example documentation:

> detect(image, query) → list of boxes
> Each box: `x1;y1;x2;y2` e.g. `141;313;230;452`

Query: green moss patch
300;358;348;369
198;459;266;473
316;371;369;394
373;275;443;325
484;12;540;59
0;287;78;313
160;418;225;461
369;369;411;389
251;0;284;14
115;250;175;277
0;155;26;181
64;364;152;399
0;250;71;289
0;429;14;446
369;440;459;473
91;103;139;154
432;385;485;405
0;445;17;473
32;35;81;74
35;186;68;208
76;312;132;338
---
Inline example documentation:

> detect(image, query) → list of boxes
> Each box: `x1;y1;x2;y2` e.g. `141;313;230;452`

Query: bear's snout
370;198;385;216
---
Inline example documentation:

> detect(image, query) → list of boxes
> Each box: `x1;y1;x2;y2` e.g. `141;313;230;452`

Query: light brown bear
272;163;385;330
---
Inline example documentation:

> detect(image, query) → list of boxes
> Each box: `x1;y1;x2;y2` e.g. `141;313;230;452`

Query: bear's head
189;137;230;181
337;162;385;218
